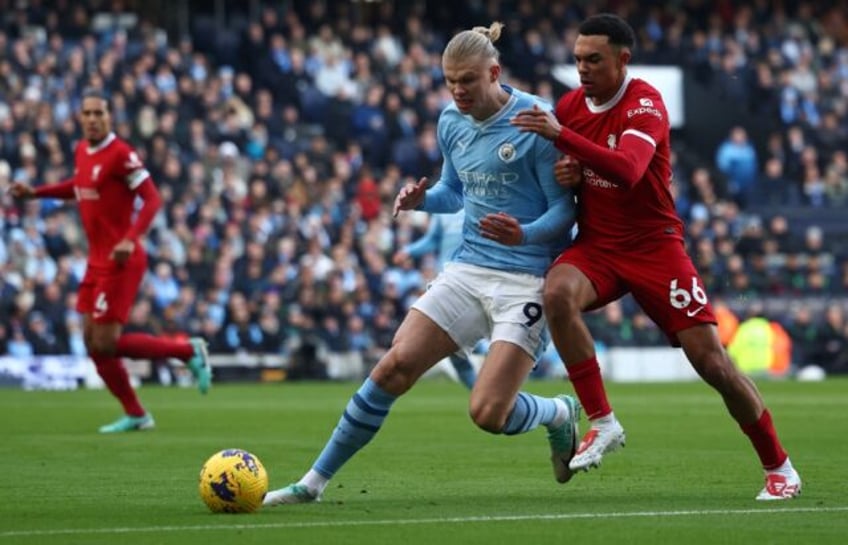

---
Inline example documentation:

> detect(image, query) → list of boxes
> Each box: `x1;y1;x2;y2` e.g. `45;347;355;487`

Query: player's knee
543;277;580;319
85;336;118;357
370;348;417;395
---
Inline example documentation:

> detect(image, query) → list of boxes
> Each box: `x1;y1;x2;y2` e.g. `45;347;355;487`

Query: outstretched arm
9;178;76;200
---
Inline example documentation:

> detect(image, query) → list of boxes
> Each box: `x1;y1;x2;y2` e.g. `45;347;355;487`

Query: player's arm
393;177;463;217
553;124;656;190
522;137;576;244
9;176;76;200
418;179;463;214
122;147;161;241
124;178;162;240
479;138;575;246
111;148;161;264
395;123;464;217
419;124;464;214
511;101;661;189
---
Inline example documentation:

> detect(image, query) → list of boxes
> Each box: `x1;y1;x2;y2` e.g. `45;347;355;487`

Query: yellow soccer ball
198;449;269;513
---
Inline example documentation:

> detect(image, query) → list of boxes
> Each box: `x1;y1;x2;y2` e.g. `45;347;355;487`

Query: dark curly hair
578;14;636;49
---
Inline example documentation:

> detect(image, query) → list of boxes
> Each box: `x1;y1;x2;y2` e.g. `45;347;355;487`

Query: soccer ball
198;449;269;513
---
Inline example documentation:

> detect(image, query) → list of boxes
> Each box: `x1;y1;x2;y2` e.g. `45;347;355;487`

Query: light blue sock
312;378;397;479
501;392;558;435
449;353;477;390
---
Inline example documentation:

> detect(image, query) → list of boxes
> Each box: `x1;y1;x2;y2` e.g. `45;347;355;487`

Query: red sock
92;355;146;417
567;356;612;420
115;333;193;361
740;409;788;470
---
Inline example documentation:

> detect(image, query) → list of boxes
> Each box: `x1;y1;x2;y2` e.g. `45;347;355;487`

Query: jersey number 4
93;292;109;317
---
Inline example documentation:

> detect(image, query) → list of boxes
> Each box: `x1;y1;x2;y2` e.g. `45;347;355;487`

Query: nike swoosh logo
686;306;704;317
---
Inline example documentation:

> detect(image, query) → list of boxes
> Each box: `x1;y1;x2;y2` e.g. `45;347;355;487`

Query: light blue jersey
422;85;575;276
403;210;465;271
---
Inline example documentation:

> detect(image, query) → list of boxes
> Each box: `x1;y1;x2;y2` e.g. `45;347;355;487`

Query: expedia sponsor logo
627;106;663;120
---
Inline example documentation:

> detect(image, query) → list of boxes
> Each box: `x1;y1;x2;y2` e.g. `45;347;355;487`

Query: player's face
573;34;630;104
443;55;498;118
79;97;112;143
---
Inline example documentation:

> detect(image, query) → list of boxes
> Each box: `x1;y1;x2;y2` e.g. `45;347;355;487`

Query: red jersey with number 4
72;132;150;269
555;75;682;249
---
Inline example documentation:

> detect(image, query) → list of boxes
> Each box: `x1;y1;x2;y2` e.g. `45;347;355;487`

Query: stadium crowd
1;0;846;377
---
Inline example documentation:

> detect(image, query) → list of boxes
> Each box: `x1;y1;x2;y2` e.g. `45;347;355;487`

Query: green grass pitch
1;378;846;545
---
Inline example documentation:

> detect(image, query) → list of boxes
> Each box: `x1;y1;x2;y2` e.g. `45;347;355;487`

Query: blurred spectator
318;315;365;381
217;297;265;354
594;301;636;348
631;311;664;347
25;311;65;355
784;303;821;367
715;126;758;207
754;158;800;206
728;304;791;378
817;303;848;374
147;261;180;311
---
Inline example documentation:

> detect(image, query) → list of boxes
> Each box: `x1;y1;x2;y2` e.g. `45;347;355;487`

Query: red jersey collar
584;73;633;114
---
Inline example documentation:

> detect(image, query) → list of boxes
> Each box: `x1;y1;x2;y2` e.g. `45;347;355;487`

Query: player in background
9;88;212;433
511;14;800;500
392;210;477;389
264;22;579;506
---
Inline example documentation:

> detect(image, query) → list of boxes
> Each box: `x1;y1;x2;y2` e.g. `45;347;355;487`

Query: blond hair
443;21;504;62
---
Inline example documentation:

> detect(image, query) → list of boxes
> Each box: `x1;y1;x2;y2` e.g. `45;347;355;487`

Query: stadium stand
1;0;846;378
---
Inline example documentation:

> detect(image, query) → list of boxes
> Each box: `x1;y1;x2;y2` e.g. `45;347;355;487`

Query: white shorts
412;262;547;359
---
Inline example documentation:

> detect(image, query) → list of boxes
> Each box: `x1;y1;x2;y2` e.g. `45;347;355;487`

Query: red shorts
76;252;147;324
552;238;716;346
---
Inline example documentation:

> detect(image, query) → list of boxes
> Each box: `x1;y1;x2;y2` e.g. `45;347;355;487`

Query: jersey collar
86;132;116;154
584;73;633;114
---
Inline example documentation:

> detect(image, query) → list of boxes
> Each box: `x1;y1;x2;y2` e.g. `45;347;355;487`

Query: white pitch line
2;506;847;538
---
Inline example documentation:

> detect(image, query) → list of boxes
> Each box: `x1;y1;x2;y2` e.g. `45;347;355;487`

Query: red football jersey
555;75;682;249
71;132;151;268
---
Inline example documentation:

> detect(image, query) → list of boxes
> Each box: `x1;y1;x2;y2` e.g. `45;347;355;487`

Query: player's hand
110;238;135;265
555;155;583;188
479;211;523;246
510;104;562;141
393;177;428;218
8;182;35;199
392;250;410;265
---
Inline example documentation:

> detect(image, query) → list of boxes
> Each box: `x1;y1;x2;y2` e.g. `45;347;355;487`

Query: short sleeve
620;87;669;149
119;145;151;189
